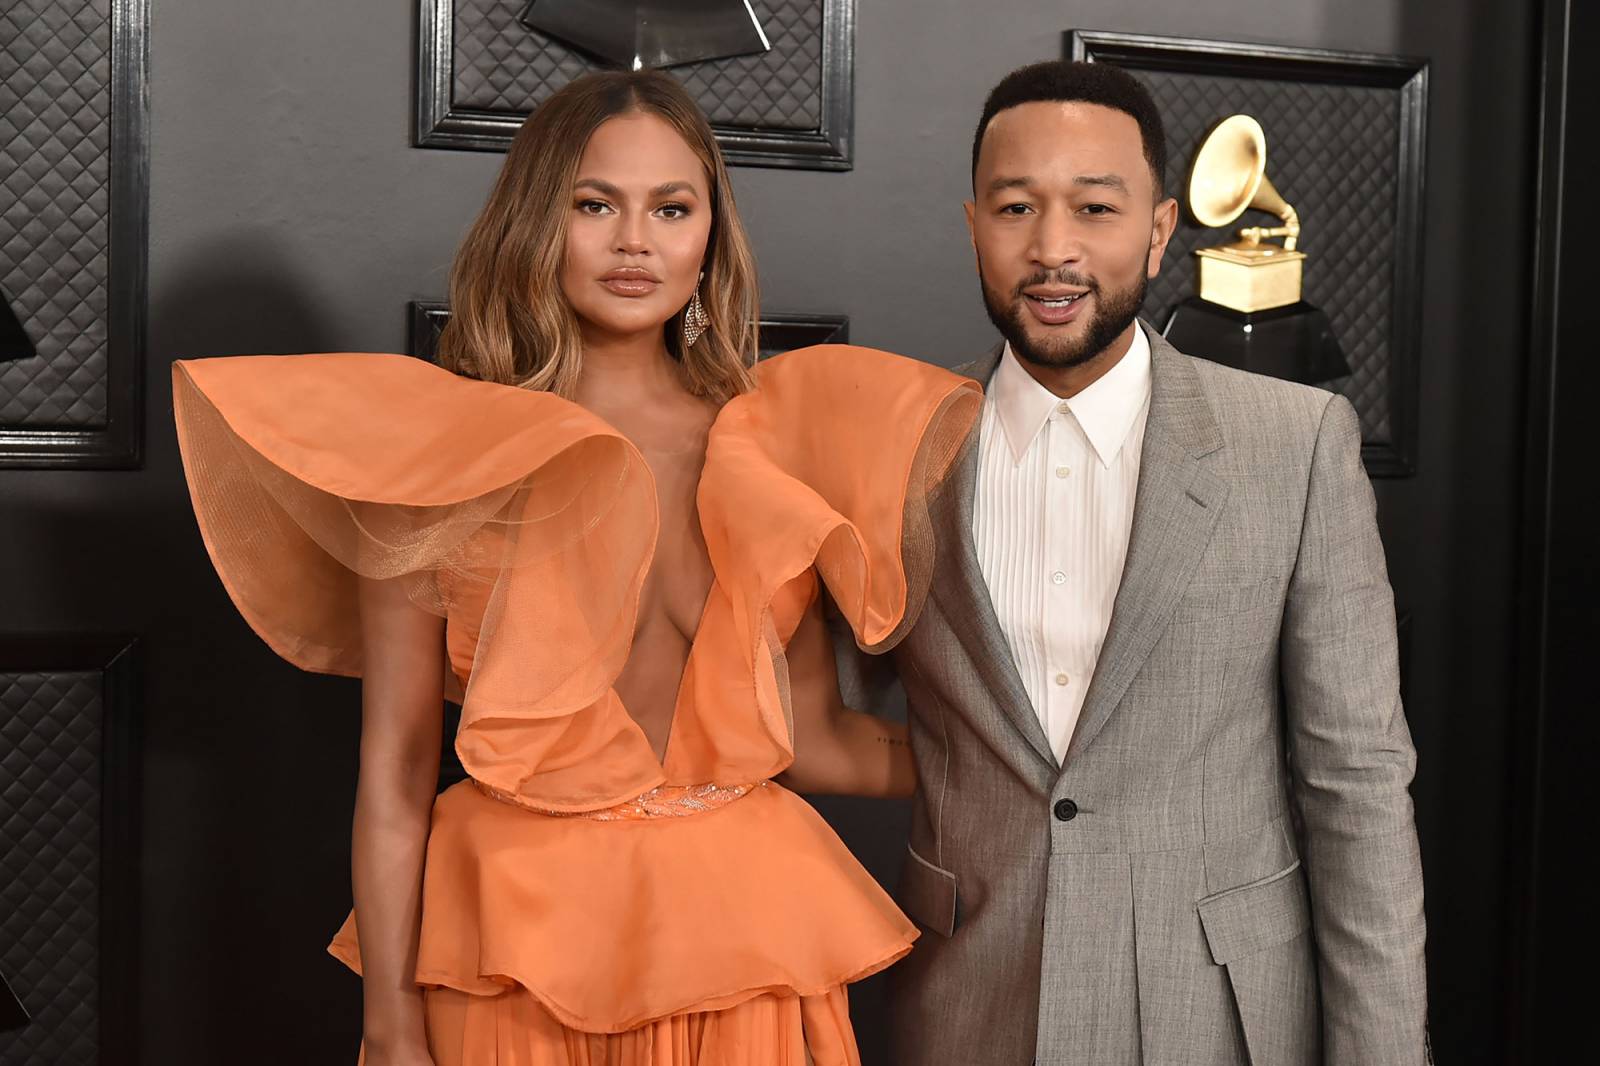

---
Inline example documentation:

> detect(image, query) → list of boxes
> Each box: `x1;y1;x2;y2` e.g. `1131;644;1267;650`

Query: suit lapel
929;345;1059;770
1065;331;1228;765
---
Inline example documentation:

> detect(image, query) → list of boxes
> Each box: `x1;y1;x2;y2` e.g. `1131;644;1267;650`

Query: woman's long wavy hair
437;71;760;404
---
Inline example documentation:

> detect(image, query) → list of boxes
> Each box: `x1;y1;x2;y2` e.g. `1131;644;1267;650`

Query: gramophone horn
1188;115;1266;227
1187;114;1301;250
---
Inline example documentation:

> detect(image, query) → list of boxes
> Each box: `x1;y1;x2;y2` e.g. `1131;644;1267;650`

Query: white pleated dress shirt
971;324;1153;762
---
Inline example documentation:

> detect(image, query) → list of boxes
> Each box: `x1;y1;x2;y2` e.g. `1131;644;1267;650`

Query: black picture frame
408;301;848;362
0;0;149;469
1067;29;1429;477
416;0;856;170
0;635;140;1066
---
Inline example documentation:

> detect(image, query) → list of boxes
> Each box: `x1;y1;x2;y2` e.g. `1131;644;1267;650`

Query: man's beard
979;263;1147;370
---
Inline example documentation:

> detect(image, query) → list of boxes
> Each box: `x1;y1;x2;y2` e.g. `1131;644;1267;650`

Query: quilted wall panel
454;0;823;129
1136;70;1401;444
0;0;111;428
0;670;103;1066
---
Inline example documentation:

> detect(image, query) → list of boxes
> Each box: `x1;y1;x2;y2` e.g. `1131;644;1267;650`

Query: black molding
753;312;849;359
1509;6;1566;1047
1068;29;1429;478
0;635;141;1066
0;0;149;469
1510;1;1599;1058
414;0;855;170
408;300;848;362
407;299;450;360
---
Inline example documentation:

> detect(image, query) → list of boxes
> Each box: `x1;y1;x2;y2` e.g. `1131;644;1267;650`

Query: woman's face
561;111;713;346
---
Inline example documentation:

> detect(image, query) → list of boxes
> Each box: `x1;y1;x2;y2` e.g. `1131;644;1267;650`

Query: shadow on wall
140;229;369;1064
150;229;349;361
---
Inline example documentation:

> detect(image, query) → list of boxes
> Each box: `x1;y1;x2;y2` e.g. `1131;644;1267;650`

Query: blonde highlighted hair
437;71;759;404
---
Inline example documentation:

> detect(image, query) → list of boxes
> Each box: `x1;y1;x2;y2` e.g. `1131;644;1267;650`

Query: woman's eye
577;199;613;215
656;202;690;220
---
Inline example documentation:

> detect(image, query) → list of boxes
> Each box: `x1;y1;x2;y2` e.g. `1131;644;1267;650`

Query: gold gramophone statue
1163;114;1351;385
1190;114;1304;312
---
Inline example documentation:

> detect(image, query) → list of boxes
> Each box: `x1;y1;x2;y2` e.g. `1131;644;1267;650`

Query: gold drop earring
682;271;709;348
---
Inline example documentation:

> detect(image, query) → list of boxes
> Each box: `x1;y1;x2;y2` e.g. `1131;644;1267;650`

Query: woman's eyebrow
650;180;699;197
573;178;700;199
573;177;623;197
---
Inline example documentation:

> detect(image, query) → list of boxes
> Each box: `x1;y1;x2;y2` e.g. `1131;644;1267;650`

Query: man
882;61;1429;1064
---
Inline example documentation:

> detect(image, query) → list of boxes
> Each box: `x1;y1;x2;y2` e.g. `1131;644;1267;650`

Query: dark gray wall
0;0;1536;1062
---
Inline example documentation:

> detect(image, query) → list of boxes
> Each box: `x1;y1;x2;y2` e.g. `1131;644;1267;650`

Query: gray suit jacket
880;330;1428;1065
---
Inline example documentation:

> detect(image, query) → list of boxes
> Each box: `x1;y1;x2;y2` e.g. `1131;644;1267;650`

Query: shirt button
1055;465;1071;478
1054;673;1069;686
1051;571;1066;585
1056;401;1070;415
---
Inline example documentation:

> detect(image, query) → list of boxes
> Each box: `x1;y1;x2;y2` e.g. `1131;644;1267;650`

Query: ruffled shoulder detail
672;345;978;768
701;343;980;649
174;348;979;811
173;353;667;809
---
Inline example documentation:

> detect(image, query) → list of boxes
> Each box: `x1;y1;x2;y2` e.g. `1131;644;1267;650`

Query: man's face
966;101;1177;370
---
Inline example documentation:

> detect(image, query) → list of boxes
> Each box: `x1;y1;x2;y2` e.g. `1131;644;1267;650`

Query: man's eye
1000;203;1033;216
1082;203;1114;216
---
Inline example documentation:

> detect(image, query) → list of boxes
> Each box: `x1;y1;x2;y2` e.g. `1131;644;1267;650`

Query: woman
172;71;979;1064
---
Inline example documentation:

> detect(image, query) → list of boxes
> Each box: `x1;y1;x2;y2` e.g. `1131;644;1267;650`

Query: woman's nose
615;215;650;255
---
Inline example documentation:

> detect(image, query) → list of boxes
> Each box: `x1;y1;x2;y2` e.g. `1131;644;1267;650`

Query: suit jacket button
1053;798;1078;822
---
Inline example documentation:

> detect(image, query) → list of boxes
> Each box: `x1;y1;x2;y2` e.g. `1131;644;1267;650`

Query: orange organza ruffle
173;353;672;812
391;981;857;1066
667;345;980;781
330;780;914;1035
172;348;979;813
171;345;979;1049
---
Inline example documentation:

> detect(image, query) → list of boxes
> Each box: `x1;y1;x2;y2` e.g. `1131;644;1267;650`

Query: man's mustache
1011;270;1098;299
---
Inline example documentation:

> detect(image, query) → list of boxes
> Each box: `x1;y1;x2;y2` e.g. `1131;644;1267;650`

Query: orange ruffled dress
171;344;980;1065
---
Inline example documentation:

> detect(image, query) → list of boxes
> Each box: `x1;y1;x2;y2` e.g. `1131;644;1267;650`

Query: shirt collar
989;322;1153;468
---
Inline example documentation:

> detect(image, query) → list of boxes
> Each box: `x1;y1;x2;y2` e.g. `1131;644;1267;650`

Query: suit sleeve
1280;394;1429;1063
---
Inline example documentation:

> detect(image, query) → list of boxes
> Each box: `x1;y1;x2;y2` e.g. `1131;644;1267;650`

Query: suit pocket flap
1196;859;1309;965
898;843;958;938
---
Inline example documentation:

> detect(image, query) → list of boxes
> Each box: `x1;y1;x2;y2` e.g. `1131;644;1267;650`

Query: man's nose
1028;212;1083;269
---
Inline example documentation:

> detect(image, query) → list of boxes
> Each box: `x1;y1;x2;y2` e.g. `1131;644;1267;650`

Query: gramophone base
1161;296;1351;386
1195;246;1305;313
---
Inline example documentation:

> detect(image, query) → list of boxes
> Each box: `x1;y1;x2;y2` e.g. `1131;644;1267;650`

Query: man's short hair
971;60;1168;197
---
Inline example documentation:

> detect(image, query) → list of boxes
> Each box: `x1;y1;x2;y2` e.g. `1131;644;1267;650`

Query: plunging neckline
597;418;720;773
638;581;717;767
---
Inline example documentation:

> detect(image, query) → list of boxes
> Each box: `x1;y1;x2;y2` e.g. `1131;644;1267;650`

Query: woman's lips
600;269;661;297
600;277;660;296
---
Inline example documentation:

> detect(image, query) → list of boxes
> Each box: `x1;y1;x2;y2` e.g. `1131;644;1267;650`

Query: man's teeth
1034;294;1082;307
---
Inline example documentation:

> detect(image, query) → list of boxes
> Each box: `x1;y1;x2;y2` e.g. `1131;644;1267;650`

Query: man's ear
1147;196;1179;278
964;199;979;275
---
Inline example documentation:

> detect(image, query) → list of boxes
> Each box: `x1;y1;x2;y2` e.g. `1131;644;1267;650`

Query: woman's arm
351;575;446;1064
778;592;915;799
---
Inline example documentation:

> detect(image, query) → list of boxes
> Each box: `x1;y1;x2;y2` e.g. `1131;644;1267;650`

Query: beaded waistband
473;779;766;821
